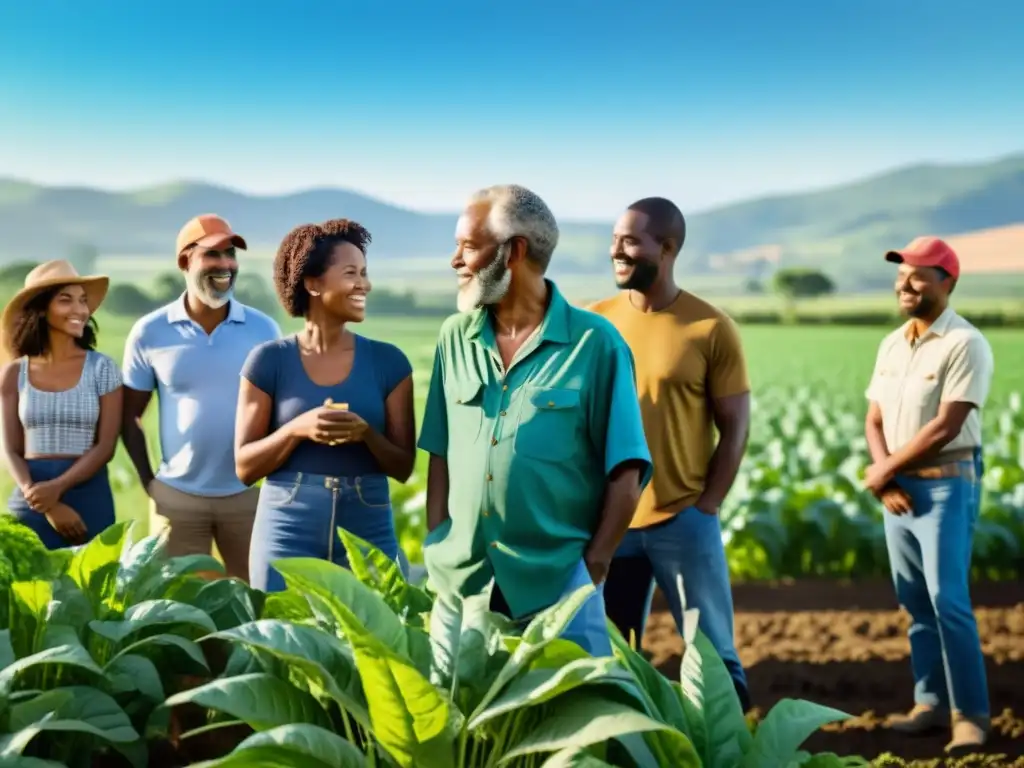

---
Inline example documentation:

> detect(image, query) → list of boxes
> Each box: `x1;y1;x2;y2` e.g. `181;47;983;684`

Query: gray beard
186;269;233;310
457;244;512;313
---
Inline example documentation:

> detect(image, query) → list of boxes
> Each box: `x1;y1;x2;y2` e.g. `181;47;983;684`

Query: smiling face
45;283;91;339
451;202;513;313
307;242;371;322
610;210;665;292
895;263;951;319
182;246;238;309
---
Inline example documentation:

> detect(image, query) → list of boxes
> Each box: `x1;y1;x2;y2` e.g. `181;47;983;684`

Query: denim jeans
885;449;989;717
8;459;115;550
428;558;612;683
249;471;403;592
603;506;750;710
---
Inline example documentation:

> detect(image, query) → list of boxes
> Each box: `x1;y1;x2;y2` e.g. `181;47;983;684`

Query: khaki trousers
147;479;259;583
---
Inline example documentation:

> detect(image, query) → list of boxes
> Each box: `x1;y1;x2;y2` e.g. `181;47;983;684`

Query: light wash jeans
429;558;612;684
603;506;750;710
885;449;989;717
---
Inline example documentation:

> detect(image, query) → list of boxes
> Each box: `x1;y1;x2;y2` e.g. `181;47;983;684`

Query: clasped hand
295;402;369;446
24;478;65;514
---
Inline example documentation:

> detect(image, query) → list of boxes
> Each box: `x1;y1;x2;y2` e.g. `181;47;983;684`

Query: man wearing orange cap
862;236;993;752
120;215;281;581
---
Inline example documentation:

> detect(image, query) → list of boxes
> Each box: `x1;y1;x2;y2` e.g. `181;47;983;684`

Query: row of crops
0;518;869;767
387;387;1024;581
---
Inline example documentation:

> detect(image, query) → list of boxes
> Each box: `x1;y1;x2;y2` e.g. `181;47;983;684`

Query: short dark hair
628;197;686;256
273;219;372;318
9;285;99;358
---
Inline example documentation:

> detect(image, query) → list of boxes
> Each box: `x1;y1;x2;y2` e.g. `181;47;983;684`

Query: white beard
457;245;512;313
186;269;232;310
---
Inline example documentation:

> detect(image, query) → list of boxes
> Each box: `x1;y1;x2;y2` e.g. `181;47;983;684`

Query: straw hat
0;260;110;361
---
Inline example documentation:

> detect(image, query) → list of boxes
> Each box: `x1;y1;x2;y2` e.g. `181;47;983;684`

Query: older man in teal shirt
419;184;652;661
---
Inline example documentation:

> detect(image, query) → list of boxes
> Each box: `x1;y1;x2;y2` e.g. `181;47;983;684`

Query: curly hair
9;285;99;358
273;219;373;318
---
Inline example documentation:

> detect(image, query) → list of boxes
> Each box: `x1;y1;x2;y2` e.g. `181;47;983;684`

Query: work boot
885;704;949;734
945;713;990;753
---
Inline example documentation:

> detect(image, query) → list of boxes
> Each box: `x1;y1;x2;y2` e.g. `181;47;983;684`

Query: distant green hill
2;152;1022;289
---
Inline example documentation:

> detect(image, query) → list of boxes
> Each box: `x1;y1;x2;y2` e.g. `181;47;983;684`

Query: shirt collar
167;292;246;324
902;305;956;343
465;279;572;346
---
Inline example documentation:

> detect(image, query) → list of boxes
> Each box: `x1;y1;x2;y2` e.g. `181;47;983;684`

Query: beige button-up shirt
865;306;994;455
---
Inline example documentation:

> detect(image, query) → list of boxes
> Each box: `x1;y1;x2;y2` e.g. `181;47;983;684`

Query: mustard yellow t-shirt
588;291;750;528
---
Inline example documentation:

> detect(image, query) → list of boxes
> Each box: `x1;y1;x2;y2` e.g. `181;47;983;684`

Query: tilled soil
644;579;1024;765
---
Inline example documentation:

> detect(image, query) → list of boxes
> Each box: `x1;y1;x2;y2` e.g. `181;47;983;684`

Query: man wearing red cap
120;215;281;581
862;236;993;752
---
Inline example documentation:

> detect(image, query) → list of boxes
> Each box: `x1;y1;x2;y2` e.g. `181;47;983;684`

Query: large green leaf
187;723;368;767
107;632;209;674
739;699;852;768
471;583;594;723
163;672;331;731
0;644;104;696
6;582;53;660
469;656;633;730
204;620;370;729
104;654;165;701
274;558;432;672
185;578;263;631
88;599;217;643
336;615;455;768
338;529;433;626
68;521;130;609
683;629;752;768
497;689;676;764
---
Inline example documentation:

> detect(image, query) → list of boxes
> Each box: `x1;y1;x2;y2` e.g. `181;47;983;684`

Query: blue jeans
429;557;612;682
7;458;115;550
604;506;750;710
249;471;403;592
885;450;989;717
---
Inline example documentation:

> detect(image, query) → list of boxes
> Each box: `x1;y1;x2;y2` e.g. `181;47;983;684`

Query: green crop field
2;312;1023;581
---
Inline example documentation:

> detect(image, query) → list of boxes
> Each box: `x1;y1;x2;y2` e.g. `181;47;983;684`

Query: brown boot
945;712;990;753
885;704;949;734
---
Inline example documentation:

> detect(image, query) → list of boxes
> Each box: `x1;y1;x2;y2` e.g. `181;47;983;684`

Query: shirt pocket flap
528;387;580;410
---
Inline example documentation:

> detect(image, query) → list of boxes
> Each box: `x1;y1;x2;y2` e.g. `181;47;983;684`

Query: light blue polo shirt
121;294;282;497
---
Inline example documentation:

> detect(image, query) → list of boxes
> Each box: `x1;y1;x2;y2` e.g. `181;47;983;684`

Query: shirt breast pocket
514;386;582;463
903;371;941;407
447;379;485;444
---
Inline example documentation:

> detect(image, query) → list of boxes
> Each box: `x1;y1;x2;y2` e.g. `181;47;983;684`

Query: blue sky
1;0;1022;220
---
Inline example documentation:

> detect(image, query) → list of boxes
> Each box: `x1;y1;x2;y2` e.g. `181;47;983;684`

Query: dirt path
645;579;1024;763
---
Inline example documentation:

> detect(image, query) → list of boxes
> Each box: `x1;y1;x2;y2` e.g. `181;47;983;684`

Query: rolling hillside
1;152;1022;285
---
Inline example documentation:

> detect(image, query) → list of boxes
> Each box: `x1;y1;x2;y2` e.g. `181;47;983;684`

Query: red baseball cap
884;236;960;279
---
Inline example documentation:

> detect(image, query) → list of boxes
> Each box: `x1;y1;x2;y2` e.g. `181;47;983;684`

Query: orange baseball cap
175;214;248;257
884;236;960;279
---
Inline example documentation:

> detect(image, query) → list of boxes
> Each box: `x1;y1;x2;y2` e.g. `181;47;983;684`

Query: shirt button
486;473;493;481
499;410;506;417
502;384;508;391
490;437;497;446
547;401;555;407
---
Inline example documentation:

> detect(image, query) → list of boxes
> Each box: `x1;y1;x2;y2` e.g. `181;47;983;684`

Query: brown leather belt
899;447;978;479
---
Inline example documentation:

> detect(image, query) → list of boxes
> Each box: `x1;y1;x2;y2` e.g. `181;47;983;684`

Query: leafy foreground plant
0;519;262;767
170;531;869;768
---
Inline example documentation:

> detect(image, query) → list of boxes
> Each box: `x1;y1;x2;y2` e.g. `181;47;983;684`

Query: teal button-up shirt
417;280;652;619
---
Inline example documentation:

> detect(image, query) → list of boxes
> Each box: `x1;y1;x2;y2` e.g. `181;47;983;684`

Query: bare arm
696;392;750;514
121;386;156;490
879;401;975;477
1;363;33;493
52;387;123;491
586;460;645;566
864;400;890;465
425;454;450;532
234;378;304;487
362;375;416;482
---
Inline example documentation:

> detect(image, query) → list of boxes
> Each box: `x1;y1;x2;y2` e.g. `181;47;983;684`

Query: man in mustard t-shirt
588;197;752;711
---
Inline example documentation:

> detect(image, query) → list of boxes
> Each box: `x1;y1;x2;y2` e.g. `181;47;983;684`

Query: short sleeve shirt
865;307;994;455
417;280;653;619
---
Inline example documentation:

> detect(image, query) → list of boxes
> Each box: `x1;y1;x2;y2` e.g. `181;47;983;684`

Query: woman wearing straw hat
0;259;123;548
